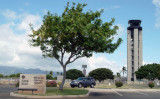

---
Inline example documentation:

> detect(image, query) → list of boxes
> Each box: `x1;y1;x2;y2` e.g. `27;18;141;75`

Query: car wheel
78;83;82;88
90;84;94;88
71;86;75;88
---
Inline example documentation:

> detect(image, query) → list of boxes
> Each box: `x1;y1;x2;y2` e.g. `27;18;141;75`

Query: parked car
70;77;96;88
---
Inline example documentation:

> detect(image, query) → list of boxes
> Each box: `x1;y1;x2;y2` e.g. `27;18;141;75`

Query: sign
19;74;46;94
82;65;87;68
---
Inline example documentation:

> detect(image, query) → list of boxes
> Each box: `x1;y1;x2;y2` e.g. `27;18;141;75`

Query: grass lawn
45;87;88;95
15;87;89;96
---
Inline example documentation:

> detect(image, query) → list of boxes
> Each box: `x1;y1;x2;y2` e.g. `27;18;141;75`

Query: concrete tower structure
127;20;142;82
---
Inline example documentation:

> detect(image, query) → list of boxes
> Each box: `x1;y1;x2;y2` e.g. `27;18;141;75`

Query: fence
0;77;19;85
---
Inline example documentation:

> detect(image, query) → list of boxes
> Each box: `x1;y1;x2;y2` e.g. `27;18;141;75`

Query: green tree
116;72;121;81
15;73;21;77
0;74;3;78
9;73;22;77
29;2;122;90
46;74;53;80
135;63;160;81
49;71;53;75
121;66;127;78
57;72;59;76
89;68;114;82
119;66;127;81
66;69;84;80
9;74;16;77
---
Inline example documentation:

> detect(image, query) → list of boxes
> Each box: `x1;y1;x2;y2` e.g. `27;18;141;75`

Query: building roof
127;20;142;30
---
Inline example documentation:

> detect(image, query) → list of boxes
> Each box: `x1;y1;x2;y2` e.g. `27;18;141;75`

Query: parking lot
87;89;160;99
1;85;160;99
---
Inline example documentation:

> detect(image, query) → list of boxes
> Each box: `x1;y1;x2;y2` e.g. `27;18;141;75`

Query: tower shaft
127;20;143;82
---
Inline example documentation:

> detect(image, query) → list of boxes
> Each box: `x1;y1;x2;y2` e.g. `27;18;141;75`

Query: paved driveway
86;90;160;99
1;85;160;99
0;85;26;99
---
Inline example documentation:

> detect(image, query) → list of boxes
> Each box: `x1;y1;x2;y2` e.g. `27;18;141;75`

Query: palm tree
117;72;121;81
49;71;53;75
57;72;59;76
120;66;127;81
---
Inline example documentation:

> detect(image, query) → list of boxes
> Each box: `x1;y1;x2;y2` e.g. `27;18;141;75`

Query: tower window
132;61;134;65
132;50;134;54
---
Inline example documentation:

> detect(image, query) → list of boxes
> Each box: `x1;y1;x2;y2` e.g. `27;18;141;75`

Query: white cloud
43;9;48;15
99;5;120;11
111;24;125;40
17;14;42;31
24;2;29;6
1;9;17;20
119;52;123;56
152;0;160;28
88;55;121;74
143;60;155;65
0;10;45;69
152;0;160;8
155;9;160;28
110;6;120;9
67;55;122;75
116;24;125;37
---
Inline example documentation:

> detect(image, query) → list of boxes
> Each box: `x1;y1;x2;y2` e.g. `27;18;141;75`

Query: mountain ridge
0;65;57;77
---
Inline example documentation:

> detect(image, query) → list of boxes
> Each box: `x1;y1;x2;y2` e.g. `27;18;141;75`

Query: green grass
45;87;88;95
15;87;89;96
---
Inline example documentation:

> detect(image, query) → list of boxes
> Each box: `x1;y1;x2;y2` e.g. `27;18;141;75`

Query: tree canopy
135;63;160;80
66;69;84;80
89;68;114;82
9;73;21;77
0;74;3;78
46;74;53;80
29;2;122;90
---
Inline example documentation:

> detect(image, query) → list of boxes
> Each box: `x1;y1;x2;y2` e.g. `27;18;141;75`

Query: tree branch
64;52;74;66
55;57;64;67
60;48;65;65
68;55;82;64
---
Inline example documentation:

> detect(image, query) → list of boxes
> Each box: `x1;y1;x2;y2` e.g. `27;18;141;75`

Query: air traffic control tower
127;20;143;82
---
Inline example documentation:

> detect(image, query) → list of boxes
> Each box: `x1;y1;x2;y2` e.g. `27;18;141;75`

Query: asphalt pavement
1;85;160;99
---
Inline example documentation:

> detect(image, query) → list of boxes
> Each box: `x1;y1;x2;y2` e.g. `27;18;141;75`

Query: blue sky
0;0;160;74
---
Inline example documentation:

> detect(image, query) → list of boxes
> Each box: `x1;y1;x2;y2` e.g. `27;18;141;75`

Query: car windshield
76;77;83;81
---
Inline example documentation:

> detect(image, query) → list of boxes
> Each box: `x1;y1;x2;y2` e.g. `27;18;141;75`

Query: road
0;85;22;99
1;85;160;99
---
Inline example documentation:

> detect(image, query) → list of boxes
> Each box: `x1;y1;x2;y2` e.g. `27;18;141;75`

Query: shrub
148;82;154;88
46;80;57;87
15;81;19;87
115;81;123;88
53;77;57;80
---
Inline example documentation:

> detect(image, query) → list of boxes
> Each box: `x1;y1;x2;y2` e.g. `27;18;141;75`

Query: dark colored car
70;77;96;88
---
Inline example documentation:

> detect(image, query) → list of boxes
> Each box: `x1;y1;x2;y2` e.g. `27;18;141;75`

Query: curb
10;91;90;98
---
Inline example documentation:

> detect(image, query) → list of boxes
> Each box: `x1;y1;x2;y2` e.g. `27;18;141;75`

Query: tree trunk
59;66;66;91
123;72;124;83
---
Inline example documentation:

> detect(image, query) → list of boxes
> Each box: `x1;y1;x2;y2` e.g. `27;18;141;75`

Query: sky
0;0;160;75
